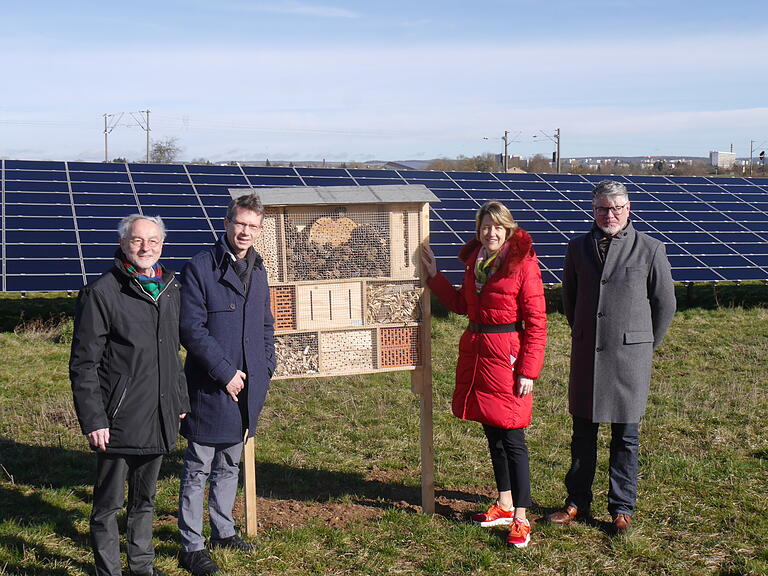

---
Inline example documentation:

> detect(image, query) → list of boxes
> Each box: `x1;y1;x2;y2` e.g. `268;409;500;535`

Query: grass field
0;289;766;575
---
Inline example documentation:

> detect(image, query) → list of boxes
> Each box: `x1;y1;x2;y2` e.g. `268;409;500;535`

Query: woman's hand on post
421;245;438;278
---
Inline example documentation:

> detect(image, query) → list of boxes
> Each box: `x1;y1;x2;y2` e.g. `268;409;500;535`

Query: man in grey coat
547;180;676;534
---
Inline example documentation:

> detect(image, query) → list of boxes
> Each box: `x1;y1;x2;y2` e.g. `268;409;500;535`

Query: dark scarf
224;236;258;291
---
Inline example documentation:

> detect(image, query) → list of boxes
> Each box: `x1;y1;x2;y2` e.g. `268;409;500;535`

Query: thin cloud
215;1;360;19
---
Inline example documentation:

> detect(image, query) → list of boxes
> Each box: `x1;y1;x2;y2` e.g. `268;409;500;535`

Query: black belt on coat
468;321;524;333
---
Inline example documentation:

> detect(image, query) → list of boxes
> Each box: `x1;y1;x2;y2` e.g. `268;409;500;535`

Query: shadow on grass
255;461;421;509
0;438;185;490
0;439;184;573
2;438;617;534
752;448;768;461
254;461;519;521
0;297;77;332
0;486;92;574
0;559;75;576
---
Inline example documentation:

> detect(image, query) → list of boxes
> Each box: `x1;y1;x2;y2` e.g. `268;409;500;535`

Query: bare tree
527;154;553;173
149;137;182;163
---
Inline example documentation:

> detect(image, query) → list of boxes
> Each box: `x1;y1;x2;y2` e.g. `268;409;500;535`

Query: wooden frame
229;186;439;533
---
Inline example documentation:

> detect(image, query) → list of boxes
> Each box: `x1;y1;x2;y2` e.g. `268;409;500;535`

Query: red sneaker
506;518;531;548
471;503;515;527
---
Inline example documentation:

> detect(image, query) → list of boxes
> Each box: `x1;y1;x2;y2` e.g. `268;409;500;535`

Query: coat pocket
624;331;653;344
207;303;237;315
106;374;130;420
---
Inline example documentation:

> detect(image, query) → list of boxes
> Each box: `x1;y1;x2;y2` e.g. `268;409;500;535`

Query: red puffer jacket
427;227;547;429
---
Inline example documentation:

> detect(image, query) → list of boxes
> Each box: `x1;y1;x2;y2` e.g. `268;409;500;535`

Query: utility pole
534;128;561;173
131;110;151;162
750;140;755;177
485;131;520;172
502;130;509;172
144;109;150;163
102;113;123;162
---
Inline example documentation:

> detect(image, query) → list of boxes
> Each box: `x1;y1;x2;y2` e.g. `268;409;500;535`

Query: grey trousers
178;440;244;553
90;453;163;576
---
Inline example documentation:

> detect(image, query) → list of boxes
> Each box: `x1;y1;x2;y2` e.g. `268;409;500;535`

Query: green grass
0;297;766;575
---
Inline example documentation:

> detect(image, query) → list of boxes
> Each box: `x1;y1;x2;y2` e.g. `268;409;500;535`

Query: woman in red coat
423;201;547;548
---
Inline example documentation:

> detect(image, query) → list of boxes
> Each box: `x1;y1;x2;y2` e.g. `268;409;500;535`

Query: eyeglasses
229;220;263;233
127;237;162;248
594;203;628;216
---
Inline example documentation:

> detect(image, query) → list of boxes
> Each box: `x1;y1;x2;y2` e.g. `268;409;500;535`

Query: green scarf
122;259;165;300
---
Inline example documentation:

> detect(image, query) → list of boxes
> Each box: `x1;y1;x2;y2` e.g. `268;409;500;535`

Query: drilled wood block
319;329;375;373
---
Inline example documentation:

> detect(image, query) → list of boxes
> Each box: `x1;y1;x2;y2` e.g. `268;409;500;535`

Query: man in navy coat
178;193;276;576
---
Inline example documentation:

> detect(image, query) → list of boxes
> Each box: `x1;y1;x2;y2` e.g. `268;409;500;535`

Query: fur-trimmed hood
458;226;534;275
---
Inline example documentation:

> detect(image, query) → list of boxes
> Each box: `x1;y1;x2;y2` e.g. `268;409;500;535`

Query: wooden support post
243;433;258;536
415;202;435;515
413;368;434;515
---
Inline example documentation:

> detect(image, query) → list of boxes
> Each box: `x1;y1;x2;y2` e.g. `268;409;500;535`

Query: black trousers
565;416;640;516
482;424;532;508
90;453;163;576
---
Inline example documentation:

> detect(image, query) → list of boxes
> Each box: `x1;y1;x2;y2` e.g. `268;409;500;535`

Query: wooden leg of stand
243;433;258;536
413;369;435;515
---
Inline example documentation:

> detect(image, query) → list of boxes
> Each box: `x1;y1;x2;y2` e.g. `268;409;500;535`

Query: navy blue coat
179;236;276;444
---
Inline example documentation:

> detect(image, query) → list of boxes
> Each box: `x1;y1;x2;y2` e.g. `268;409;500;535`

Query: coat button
597;312;604;318
229;303;236;310
601;279;608;284
596;346;603;352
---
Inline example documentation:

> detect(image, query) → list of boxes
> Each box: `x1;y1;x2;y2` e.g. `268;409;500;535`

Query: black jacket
70;253;189;455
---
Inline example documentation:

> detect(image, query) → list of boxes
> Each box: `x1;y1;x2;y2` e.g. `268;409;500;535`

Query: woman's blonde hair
475;201;518;240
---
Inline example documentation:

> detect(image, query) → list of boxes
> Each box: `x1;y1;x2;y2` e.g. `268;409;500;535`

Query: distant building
710;151;736;169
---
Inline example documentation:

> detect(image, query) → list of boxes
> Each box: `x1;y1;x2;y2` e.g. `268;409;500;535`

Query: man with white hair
70;214;188;576
547;180;676;534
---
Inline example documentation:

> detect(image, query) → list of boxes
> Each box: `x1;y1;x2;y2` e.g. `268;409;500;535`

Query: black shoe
180;549;219;575
210;534;252;552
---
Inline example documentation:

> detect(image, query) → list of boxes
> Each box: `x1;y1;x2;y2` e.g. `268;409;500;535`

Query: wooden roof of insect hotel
228;184;440;206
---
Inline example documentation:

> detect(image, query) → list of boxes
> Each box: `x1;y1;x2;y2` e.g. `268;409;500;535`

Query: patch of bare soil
232;466;497;530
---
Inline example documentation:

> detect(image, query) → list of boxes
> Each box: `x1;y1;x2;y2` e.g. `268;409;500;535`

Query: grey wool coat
562;222;676;423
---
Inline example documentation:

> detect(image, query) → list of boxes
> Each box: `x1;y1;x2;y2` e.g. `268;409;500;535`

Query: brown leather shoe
612;513;632;534
546;505;589;525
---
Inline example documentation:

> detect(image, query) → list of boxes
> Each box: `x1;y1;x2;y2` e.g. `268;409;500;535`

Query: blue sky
1;1;766;163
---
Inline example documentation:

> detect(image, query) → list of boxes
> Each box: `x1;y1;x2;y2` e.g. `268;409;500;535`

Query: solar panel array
2;159;768;291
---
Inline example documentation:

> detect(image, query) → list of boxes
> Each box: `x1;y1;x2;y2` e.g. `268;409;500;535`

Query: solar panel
1;160;767;291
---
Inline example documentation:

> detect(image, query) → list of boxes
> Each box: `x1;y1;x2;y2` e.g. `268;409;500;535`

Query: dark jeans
565;416;639;516
482;424;532;508
90;453;163;576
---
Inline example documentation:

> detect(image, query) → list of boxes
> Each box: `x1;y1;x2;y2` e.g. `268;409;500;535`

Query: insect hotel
230;184;440;533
